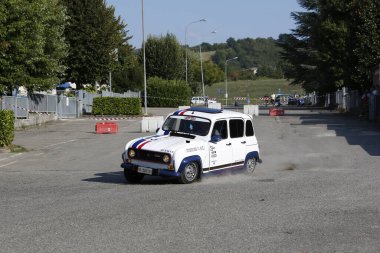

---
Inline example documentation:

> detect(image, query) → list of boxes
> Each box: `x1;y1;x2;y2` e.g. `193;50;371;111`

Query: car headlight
128;149;136;158
162;154;170;163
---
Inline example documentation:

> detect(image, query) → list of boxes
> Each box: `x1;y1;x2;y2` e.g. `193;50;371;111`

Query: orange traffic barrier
269;107;285;116
95;122;118;134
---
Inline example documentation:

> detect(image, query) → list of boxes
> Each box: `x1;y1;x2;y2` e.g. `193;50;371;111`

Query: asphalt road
1;109;379;252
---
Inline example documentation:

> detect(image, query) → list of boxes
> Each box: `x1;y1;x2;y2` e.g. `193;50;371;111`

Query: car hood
128;135;206;154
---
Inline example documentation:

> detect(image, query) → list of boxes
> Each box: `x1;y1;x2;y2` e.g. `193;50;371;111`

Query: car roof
172;107;252;121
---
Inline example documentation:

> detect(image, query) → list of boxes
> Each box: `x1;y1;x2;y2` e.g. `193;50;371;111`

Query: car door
208;120;232;171
228;118;246;166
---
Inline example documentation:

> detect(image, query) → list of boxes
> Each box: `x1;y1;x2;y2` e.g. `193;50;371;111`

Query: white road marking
0;153;23;162
45;139;76;148
10;153;23;158
35;153;44;157
0;161;17;168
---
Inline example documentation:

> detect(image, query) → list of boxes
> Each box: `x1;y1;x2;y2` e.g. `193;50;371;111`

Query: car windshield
162;115;211;136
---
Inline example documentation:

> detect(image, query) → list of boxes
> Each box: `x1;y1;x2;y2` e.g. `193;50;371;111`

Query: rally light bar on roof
187;107;223;114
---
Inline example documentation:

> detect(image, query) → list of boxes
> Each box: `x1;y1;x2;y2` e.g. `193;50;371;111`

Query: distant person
263;94;270;106
274;96;281;107
271;93;276;104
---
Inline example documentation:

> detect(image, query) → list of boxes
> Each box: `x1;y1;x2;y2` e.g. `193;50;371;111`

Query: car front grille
131;149;168;164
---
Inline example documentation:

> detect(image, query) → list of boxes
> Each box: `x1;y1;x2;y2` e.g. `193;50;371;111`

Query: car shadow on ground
82;171;178;185
297;113;380;156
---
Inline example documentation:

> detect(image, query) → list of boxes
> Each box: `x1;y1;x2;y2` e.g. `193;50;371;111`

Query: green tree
279;0;380;92
0;0;67;93
348;0;380;88
142;33;184;80
62;0;133;88
112;63;143;93
210;37;284;78
189;59;224;94
111;45;142;93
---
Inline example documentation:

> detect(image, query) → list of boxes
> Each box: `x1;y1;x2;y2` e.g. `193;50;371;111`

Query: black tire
246;158;257;174
178;162;199;184
124;169;144;183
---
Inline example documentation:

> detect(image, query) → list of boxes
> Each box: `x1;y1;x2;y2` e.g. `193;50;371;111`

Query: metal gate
57;95;77;118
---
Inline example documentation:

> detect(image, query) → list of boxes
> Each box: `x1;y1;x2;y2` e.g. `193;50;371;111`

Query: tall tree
62;0;133;88
0;0;67;93
348;0;380;88
143;33;184;80
280;0;380;92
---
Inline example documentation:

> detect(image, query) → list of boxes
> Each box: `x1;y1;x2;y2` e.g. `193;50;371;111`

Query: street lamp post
225;57;238;106
199;44;205;100
142;0;147;115
185;18;206;85
199;31;216;100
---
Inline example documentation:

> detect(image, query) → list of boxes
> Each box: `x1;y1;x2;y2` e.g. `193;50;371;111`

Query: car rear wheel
124;169;144;183
246;158;257;174
179;162;199;184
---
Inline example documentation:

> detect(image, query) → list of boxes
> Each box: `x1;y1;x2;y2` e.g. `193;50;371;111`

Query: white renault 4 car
121;107;261;184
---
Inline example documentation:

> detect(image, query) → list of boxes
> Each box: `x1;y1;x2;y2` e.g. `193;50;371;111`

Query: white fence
0;89;141;119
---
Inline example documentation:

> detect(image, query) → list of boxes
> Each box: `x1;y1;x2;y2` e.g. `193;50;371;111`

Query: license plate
137;167;153;175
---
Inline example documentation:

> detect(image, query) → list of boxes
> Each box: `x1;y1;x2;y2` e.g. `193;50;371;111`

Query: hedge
0;110;15;147
92;97;142;115
146;77;191;107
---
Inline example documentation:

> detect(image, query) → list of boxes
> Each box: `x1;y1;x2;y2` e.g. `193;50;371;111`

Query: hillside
204;78;305;104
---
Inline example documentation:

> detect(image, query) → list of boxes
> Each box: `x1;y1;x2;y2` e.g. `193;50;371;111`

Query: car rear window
246;120;254;136
229;119;244;138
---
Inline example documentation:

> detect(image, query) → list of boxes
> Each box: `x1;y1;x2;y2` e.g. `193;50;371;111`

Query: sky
105;0;304;48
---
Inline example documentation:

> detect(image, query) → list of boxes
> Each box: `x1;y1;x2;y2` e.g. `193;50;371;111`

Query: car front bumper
121;162;180;177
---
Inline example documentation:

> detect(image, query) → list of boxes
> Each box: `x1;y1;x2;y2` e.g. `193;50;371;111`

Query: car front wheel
124;169;144;183
179;162;199;184
246;158;257;174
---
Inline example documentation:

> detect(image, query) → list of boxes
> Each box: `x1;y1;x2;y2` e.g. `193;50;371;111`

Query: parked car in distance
191;96;216;106
191;96;205;105
287;96;298;105
121;107;261;184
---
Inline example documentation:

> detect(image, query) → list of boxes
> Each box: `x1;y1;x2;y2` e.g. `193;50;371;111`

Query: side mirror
156;128;160;133
210;135;222;143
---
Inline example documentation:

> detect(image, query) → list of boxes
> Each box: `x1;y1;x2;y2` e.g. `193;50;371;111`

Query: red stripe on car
137;140;150;149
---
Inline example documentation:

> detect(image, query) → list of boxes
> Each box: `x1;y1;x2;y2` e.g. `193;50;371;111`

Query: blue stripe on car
173;110;181;115
132;139;146;148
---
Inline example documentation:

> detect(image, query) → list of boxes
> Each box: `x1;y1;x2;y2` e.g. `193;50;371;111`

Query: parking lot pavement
1;110;380;252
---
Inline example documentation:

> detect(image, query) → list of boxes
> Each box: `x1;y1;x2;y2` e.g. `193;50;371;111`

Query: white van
191;96;216;105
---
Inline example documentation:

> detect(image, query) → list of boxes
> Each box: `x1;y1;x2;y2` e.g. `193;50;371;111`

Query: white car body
121;107;261;183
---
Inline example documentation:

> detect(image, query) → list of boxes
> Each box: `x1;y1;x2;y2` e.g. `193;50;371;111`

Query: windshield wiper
170;131;196;139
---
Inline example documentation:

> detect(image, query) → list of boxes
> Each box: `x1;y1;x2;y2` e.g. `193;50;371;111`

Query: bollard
95;122;118;134
141;116;164;132
269;107;285;116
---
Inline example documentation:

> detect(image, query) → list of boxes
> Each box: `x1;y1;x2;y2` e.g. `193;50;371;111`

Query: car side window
246;120;254;136
212;120;228;139
229;119;244;138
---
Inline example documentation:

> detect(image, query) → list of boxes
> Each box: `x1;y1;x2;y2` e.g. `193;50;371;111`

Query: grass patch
205;78;305;104
9;144;29;153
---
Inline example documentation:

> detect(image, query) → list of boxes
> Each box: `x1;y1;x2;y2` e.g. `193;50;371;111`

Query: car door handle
241;141;246;144
226;143;231;146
